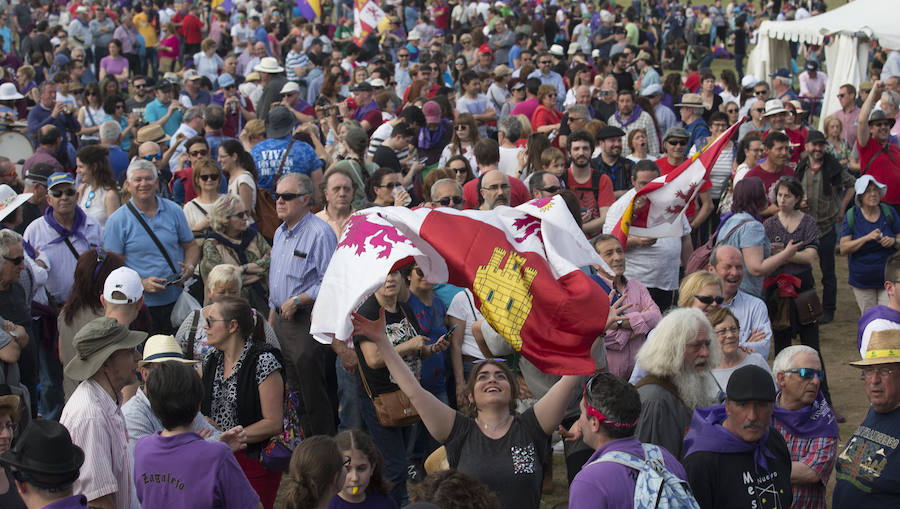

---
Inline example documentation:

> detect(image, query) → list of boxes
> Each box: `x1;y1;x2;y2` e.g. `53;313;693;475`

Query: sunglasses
541;186;561;193
449;166;467;174
398;54;410;58
229;211;248;219
436;195;463;206
190;149;209;157
273;192;305;201
143;153;163;161
50;188;77;198
135;84;147;89
694;295;725;305
726;109;738;113
3;255;23;265
199;174;219;182
786;368;822;380
754;90;767;95
754;108;765;113
430;66;440;71
455;125;468;130
667;139;688;146
378;182;401;189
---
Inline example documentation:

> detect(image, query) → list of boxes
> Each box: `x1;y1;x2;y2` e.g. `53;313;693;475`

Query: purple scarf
773;391;839;439
683;405;777;474
857;305;900;351
418;120;451;150
614;104;644;128
43;206;89;247
353;99;379;122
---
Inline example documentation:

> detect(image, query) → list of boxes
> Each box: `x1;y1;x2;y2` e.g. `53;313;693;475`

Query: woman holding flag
351;302;581;509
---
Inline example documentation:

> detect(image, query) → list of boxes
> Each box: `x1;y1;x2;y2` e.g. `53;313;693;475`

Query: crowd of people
0;0;896;507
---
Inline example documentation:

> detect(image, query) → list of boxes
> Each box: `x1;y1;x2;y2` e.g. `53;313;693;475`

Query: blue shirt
406;292;448;393
108;145;130;182
250;136;323;193
718;212;770;298
842;206;900;288
144;98;183;136
527;69;566;108
833;406;900;506
684;116;711;153
0;27;11;53
268;212;336;309
104;197;194;307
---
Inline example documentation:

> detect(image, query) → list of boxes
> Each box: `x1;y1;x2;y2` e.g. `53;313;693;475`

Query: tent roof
757;0;900;50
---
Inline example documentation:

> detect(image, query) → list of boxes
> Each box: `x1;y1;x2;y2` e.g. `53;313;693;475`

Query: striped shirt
285;50;309;82
61;379;133;509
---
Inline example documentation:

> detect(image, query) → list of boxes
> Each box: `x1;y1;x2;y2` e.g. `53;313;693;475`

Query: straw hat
852;330;900;366
138;335;198;368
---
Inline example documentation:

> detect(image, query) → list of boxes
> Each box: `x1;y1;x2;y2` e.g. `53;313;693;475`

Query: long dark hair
77;144;117;191
219;139;258;180
61;248;125;325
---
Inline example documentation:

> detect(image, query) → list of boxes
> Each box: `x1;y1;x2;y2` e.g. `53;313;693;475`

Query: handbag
253;137;297;241
260;387;304;472
685;219;753;275
360;372;421;428
795;289;824;325
125;202;200;327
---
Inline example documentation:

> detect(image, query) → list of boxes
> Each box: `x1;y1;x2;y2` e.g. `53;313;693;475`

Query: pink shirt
160;35;180;59
600;276;661;379
798;70;827;98
61;379;133;509
833;105;860;148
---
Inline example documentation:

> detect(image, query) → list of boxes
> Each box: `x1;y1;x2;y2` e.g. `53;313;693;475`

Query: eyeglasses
667;139;688;146
694;294;724;305
273;192;306;201
455;125;468;130
786;368;822;380
539;60;551;65
862;366;897;379
92;246;107;282
50;188;77;198
436;195;463;206
3;255;23;265
199;174;219;182
483;183;510;191
726;109;738;114
715;326;739;336
229;211;248;219
143;153;163;161
378;182;401;189
189;149;209;157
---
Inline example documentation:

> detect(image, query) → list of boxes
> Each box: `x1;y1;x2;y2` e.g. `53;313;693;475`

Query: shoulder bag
254;138;297;242
685;218;754;275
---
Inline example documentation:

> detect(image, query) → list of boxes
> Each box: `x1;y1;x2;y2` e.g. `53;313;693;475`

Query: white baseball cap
103;267;144;305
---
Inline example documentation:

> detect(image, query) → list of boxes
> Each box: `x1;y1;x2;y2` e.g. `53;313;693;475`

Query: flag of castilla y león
310;195;611;375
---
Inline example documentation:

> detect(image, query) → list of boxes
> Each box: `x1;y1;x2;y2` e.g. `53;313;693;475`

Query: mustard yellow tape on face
866;349;900;359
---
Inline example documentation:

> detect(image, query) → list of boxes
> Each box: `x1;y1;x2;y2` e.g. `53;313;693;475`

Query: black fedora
0;419;84;487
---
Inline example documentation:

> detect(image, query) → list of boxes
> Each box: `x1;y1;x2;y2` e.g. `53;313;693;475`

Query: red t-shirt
182;14;203;44
462;176;531;209
433;4;450;30
745;164;796;204
763;128;807;164
858;136;900;204
564;167;615;221
656;156;711;219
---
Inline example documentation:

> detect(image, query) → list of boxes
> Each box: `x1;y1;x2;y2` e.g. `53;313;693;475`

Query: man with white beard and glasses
634;307;721;459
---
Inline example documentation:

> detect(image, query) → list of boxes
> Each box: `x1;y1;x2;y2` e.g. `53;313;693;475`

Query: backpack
561;168;605;204
591;443;700;509
845;203;896;231
685;218;753;275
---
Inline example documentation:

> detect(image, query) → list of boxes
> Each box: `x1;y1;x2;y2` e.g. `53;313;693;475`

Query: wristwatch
616;320;623;330
293;296;300;307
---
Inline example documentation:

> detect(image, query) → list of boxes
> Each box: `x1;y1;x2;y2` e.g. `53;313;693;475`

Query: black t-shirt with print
353;294;421;396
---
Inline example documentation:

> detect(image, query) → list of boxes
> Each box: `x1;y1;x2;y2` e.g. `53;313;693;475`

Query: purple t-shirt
568;436;688;509
327;491;399;509
134;432;259;509
100;56;129;80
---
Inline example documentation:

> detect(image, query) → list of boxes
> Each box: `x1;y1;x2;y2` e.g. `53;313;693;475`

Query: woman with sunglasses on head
183;157;224;238
76;82;109;146
351;300;581;509
366;168;409;207
707;307;775;393
75;145;120;227
438;113;480;171
199;194;271;314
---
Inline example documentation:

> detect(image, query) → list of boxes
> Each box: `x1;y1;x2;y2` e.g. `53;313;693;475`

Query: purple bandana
857;305;900;351
419;120;451;150
772;391;839;439
43;206;89;247
353;99;379;123
614;104;644;128
683;404;777;474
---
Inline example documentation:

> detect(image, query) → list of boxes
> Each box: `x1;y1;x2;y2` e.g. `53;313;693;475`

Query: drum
0;131;35;176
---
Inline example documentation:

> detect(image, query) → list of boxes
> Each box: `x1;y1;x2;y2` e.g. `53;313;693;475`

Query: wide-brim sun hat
254;57;284;74
854;174;887;197
64;317;147;381
138;335;198;368
0;184;31;224
852;329;900;366
0;83;24;101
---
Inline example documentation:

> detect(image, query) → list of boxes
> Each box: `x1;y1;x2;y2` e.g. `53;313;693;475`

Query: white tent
746;0;900;130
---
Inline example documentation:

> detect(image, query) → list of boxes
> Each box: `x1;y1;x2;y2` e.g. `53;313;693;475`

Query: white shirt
498;145;523;177
61;379;133;509
447;289;486;359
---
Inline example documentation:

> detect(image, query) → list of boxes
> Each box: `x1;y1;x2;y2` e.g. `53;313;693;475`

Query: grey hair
206;264;243;293
432;178;463;195
99;120;122;143
183;106;204;124
497;116;522;142
568;104;590;120
772;345;819;375
126;158;158;181
278;172;313;196
635;307;721;377
0;229;22;258
208;194;242;233
882;90;900;108
777;76;793;87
